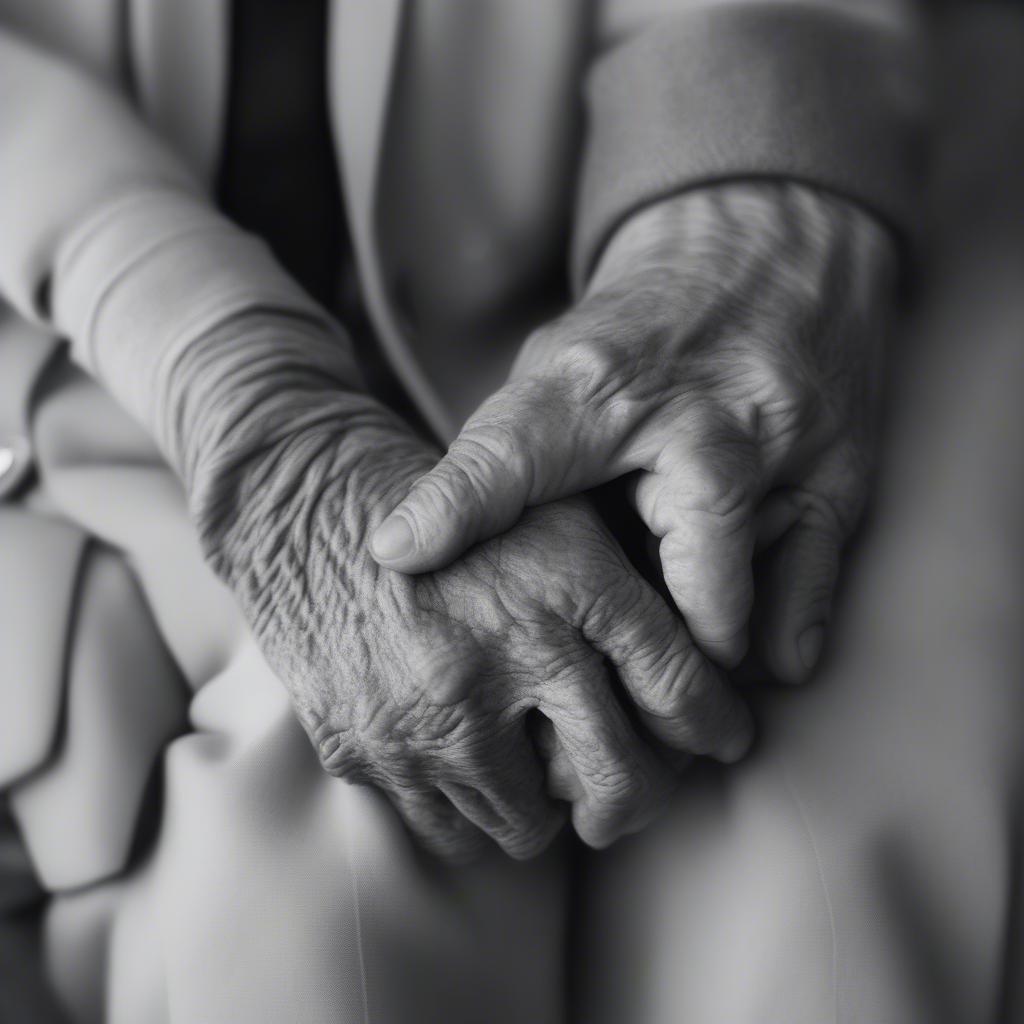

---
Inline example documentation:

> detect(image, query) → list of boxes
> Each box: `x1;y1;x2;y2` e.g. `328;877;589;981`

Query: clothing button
0;435;32;501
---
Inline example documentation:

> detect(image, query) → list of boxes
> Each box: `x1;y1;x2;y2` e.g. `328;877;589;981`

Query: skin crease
177;182;895;863
372;182;899;687
192;391;753;863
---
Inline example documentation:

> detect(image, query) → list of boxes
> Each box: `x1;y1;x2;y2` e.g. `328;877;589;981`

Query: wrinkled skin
372;182;899;685
203;410;752;862
192;181;896;862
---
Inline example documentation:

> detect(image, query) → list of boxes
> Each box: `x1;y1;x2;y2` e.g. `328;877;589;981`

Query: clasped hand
374;182;896;686
211;182;895;863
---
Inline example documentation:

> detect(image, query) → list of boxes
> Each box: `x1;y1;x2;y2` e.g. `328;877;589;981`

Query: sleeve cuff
51;187;336;433
572;2;926;288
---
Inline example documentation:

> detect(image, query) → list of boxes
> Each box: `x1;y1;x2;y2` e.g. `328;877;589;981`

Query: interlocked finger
538;654;675;850
387;787;490;864
582;571;754;762
440;723;566;859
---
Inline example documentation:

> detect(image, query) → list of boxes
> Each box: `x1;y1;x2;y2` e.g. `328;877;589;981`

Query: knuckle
586;763;650;815
581;569;653;638
445;731;502;780
758;365;820;441
380;756;430;796
527;315;646;409
535;643;606;698
444;773;561;860
412;647;479;708
558;346;645;426
760;359;813;403
524;302;632;368
551;331;621;384
643;642;715;718
574;773;652;848
315;725;361;779
517;320;566;366
680;453;756;526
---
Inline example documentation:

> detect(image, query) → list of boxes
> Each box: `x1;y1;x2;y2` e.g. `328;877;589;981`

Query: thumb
371;436;533;572
370;386;598;572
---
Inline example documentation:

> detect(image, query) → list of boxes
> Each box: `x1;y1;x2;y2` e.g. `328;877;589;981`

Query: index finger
581;573;754;762
536;651;676;849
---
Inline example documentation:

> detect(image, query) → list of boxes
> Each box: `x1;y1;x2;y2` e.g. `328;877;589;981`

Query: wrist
587;181;893;298
184;330;434;593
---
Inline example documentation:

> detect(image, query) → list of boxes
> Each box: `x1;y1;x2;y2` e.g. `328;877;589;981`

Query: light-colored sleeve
0;25;199;324
572;0;928;286
0;26;346;459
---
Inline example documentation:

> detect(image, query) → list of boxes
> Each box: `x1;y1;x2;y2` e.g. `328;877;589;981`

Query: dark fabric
217;0;342;307
215;0;424;430
0;806;67;1023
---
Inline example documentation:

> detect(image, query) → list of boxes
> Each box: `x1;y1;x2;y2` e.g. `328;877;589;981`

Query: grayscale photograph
1;0;1023;1021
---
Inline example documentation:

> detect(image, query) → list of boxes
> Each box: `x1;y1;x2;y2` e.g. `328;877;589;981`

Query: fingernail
371;515;415;562
798;624;825;673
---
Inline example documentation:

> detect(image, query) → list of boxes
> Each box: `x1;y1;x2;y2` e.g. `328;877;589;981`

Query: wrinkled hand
204;409;752;862
371;183;898;683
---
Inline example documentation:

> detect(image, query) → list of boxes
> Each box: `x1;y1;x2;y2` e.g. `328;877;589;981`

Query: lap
17;15;1024;1023
43;638;567;1024
575;55;1024;1019
25;372;567;1024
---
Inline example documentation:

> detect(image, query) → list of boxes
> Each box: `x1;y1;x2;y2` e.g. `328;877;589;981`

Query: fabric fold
0;509;86;788
7;543;189;892
572;3;926;286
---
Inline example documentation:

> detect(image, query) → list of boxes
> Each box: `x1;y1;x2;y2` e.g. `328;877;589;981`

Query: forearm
1;28;404;558
49;186;426;580
166;310;435;591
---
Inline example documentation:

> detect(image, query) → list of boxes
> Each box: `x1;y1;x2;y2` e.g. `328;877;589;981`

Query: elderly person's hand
371;183;899;683
203;400;752;862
